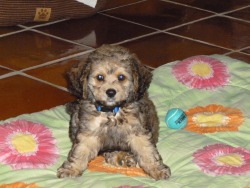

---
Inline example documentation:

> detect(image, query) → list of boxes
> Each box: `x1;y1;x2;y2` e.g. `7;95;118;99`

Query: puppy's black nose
106;89;116;98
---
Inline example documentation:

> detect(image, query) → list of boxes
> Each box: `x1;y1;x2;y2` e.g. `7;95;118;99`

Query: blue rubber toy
165;108;187;129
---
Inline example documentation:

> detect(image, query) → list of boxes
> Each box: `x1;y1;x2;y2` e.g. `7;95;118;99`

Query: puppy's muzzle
106;89;116;98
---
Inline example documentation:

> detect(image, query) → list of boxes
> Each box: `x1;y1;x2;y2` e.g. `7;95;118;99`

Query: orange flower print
0;182;40;188
185;104;244;134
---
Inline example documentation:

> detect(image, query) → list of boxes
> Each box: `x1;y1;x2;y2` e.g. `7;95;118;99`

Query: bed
0;55;249;188
0;0;106;26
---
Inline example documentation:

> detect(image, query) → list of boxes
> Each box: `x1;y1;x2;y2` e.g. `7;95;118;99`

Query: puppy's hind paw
118;152;137;167
103;151;137;167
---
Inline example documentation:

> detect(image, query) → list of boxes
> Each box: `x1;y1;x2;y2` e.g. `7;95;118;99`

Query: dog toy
165;108;187;129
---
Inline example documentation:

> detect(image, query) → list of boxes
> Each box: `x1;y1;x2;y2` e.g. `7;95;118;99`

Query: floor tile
166;0;250;13
227;53;250;64
121;33;229;67
104;0;144;9
0;67;12;76
0;31;90;70
169;16;250;50
226;7;250;21
36;14;155;48
242;47;250;54
103;0;212;30
0;75;74;120
0;26;22;35
21;19;67;28
25;57;86;87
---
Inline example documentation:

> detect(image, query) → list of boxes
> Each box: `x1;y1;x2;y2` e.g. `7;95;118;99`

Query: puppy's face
88;60;133;107
67;45;152;106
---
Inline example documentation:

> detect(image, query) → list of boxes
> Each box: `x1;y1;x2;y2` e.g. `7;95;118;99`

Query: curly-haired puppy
57;45;171;180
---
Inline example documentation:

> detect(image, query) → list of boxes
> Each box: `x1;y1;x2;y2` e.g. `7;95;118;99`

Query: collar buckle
96;105;120;114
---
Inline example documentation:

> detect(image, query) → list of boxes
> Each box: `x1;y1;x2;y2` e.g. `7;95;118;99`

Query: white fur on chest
93;111;140;129
88;111;120;131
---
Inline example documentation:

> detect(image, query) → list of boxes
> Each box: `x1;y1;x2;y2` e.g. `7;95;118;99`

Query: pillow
0;0;106;26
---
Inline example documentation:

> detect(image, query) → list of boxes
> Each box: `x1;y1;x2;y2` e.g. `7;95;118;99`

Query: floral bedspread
0;55;249;188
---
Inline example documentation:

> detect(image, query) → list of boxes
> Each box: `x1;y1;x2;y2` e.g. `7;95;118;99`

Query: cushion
0;0;106;26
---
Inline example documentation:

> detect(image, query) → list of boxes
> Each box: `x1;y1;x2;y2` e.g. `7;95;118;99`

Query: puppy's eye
96;74;104;81
118;74;125;81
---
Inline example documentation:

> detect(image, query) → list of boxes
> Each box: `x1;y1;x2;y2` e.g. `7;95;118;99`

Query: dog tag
34;8;52;22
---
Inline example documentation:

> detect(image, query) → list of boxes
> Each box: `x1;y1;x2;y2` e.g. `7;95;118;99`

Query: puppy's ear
66;60;90;99
130;55;152;100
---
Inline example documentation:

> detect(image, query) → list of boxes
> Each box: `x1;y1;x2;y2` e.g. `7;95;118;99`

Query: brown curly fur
57;45;171;180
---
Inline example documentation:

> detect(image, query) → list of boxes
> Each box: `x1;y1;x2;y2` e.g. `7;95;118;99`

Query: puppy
57;45;171;180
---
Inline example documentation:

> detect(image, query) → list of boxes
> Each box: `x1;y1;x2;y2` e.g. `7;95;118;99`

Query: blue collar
96;106;119;114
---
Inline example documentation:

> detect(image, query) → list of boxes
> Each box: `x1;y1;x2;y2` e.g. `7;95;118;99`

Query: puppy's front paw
57;161;82;178
149;165;171;180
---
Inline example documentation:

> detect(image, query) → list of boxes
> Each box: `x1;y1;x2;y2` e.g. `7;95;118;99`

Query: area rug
0;55;249;188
